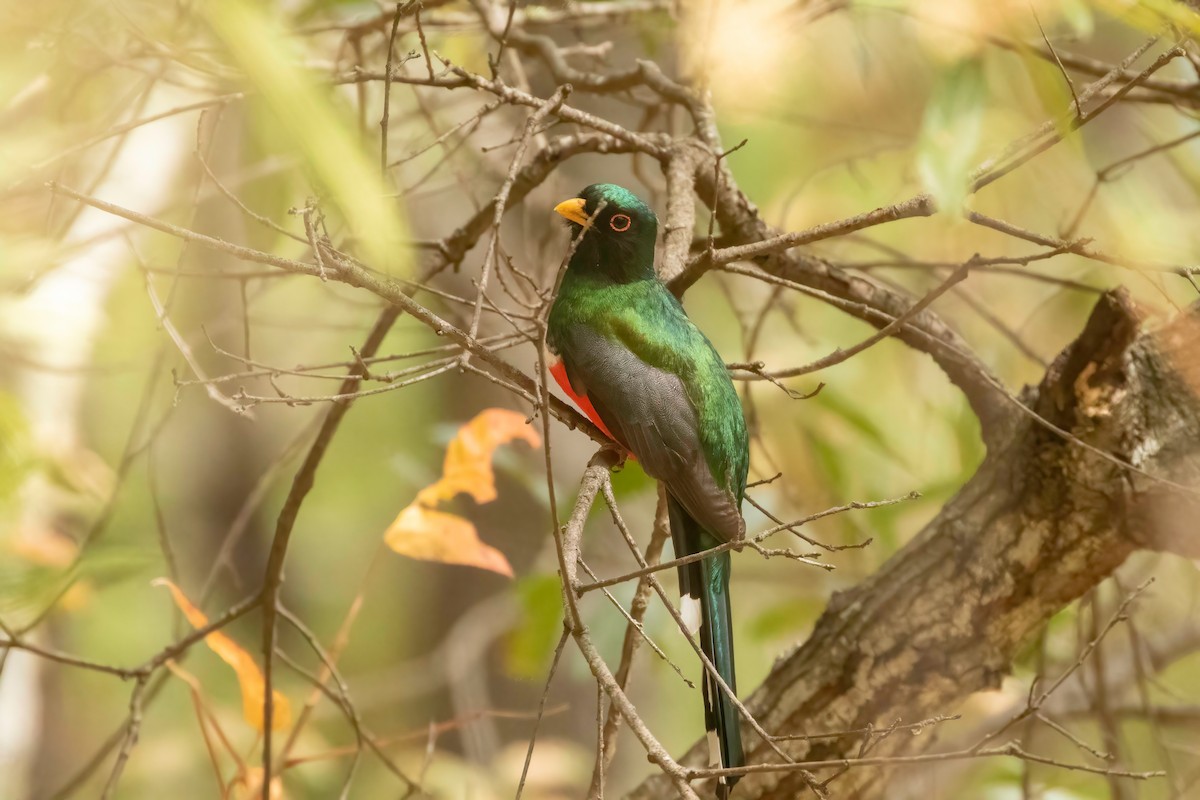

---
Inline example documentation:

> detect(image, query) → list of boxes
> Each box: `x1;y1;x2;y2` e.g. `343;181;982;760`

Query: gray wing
561;325;744;543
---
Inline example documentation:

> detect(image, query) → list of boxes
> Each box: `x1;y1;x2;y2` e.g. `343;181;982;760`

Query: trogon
547;183;748;796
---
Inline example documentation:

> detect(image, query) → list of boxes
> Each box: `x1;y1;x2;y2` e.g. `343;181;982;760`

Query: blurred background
1;0;1199;798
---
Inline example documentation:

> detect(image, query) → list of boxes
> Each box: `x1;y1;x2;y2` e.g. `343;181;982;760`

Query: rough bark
630;289;1200;800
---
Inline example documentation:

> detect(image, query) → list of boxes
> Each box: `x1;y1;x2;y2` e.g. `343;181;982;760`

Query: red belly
550;360;629;455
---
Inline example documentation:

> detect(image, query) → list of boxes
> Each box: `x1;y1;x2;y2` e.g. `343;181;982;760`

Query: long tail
668;496;744;798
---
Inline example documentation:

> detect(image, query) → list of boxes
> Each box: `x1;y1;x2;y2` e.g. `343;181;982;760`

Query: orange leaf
416;408;540;506
383;408;534;577
10;532;78;567
153;579;291;732
384;503;514;577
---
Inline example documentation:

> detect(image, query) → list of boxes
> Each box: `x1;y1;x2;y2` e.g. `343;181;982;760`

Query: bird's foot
602;443;628;473
588;444;627;473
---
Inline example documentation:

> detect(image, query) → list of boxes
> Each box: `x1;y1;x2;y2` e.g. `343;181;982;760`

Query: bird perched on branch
548;183;748;796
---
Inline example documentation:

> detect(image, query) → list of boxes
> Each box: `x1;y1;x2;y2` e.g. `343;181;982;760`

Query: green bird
548;183;748;796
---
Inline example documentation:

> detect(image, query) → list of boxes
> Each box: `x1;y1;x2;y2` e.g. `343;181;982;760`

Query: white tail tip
681;595;702;635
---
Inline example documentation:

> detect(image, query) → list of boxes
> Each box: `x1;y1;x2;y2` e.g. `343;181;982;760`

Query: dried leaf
384;503;513;577
416;408;540;506
382;408;536;577
153;579;291;731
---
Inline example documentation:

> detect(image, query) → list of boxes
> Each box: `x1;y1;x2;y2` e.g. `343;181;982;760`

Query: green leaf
1060;0;1094;38
609;456;657;500
504;574;563;680
1019;46;1075;128
917;58;987;212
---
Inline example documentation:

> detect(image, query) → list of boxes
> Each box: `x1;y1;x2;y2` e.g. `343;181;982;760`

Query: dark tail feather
701;548;743;798
667;497;744;797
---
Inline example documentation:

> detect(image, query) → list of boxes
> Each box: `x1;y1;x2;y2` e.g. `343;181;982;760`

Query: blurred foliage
0;0;1198;798
203;0;407;273
0;391;30;507
918;56;986;211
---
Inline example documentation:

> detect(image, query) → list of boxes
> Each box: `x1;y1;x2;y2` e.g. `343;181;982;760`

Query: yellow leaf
384;503;514;577
153;579;291;732
385;408;536;577
416;408;540;506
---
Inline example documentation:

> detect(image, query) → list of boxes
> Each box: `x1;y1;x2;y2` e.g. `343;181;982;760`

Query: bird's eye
609;214;631;232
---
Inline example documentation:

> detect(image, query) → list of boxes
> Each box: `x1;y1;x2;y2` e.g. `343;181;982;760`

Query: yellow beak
553;197;590;227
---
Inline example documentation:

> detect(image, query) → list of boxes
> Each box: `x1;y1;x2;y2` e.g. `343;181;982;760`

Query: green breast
548;271;749;500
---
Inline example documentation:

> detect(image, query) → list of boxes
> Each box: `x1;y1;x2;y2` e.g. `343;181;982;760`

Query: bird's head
554;183;657;281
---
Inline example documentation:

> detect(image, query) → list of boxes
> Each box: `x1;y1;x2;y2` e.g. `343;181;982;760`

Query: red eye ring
609;214;632;232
